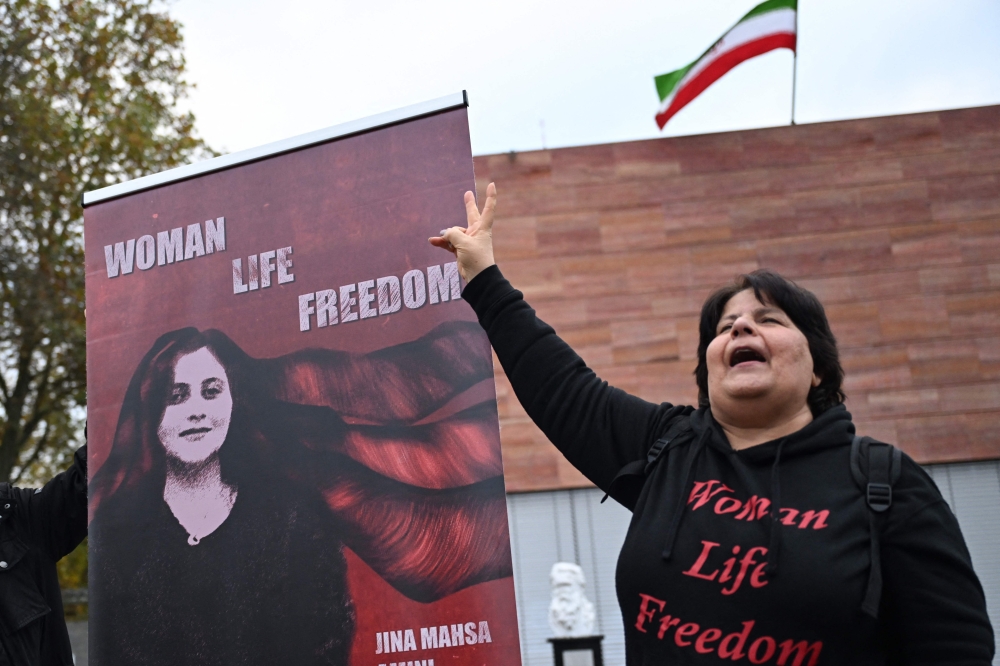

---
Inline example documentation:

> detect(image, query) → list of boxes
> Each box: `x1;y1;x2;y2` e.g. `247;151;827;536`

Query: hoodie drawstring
661;427;710;560
765;438;787;577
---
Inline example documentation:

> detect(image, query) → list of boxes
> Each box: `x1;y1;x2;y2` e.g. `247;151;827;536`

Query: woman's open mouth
179;427;212;438
729;348;766;367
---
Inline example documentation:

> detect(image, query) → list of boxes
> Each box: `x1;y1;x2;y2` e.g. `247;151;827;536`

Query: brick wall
472;105;1000;493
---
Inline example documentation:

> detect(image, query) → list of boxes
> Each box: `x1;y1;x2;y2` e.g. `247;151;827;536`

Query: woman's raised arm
431;184;689;492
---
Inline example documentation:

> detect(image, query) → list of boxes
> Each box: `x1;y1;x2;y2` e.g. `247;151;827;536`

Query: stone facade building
478;105;1000;665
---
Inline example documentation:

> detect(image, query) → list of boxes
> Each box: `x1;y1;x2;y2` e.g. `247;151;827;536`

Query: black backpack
850;434;902;618
602;417;695;511
603;418;901;618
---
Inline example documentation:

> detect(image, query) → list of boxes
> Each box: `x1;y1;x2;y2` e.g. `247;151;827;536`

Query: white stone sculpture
548;562;596;637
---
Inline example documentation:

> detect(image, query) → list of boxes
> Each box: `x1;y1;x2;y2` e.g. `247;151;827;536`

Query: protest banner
83;93;521;666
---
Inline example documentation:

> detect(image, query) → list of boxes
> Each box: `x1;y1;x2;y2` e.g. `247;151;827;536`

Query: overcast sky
169;0;1000;157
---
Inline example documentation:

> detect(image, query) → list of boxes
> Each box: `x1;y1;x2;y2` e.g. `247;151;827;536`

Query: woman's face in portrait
706;289;819;414
158;346;233;464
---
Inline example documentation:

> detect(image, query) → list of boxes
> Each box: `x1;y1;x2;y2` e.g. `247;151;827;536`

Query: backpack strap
851;434;902;618
602;417;692;510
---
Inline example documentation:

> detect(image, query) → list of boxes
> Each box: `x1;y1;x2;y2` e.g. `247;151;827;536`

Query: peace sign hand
430;182;497;284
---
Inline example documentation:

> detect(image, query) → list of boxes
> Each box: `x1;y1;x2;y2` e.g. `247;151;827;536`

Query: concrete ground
67;621;87;666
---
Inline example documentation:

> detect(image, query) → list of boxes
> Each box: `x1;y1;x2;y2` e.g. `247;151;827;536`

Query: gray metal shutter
925;461;1000;665
507;489;631;666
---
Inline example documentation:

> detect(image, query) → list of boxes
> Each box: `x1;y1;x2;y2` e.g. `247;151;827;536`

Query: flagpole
791;3;798;125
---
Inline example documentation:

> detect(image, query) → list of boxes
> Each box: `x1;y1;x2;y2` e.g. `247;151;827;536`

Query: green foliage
58;538;88;619
0;0;213;484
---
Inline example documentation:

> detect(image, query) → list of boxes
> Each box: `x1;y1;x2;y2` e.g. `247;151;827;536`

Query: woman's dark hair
695;269;845;416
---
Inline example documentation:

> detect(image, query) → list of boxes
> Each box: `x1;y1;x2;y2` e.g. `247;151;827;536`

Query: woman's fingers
463;182;497;233
429;183;497;284
464;190;481;230
479;182;497;232
427;235;457;255
429;227;460;255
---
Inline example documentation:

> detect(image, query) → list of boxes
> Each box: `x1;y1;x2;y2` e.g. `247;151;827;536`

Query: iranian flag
655;0;797;129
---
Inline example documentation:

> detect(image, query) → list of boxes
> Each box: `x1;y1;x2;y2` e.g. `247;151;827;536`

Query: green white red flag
655;0;797;129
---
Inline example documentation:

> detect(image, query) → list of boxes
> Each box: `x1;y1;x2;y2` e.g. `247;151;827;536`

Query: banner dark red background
85;107;521;665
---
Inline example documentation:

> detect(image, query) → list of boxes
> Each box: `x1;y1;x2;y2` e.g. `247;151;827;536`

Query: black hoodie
464;265;994;666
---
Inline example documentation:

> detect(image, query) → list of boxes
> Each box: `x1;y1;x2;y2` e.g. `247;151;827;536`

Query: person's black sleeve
13;444;88;561
463;265;689;491
880;458;995;665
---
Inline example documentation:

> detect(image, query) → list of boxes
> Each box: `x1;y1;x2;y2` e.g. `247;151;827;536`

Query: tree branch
10;420;48;486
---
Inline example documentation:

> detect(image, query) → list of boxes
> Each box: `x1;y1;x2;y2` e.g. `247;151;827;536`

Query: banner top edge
82;91;469;208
